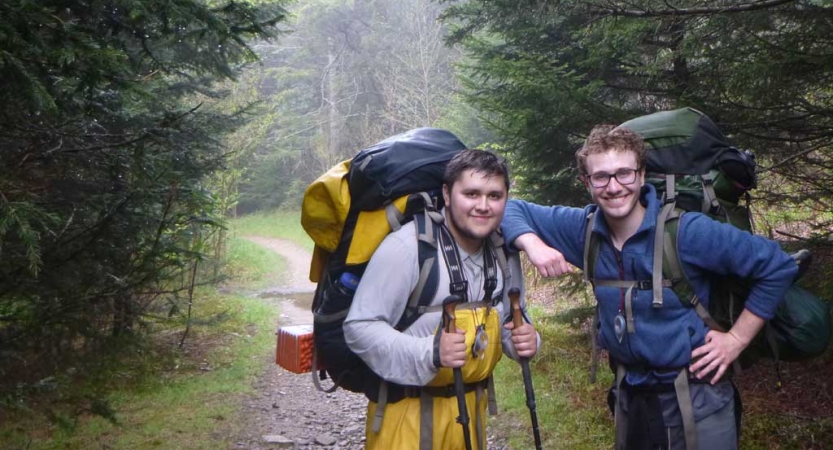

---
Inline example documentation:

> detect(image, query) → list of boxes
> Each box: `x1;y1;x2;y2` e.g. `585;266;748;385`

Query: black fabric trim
432;328;442;368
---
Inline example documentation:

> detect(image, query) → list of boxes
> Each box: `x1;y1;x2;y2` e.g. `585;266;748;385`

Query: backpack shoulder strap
583;210;598;284
489;230;510;296
583;210;602;383
397;203;443;330
663;210;726;332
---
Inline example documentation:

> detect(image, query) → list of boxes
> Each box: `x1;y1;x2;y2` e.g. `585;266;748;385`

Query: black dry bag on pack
301;128;466;394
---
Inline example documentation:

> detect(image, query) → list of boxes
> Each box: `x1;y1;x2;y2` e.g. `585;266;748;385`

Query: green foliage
0;288;280;450
224;236;288;289
0;0;290;393
232;209;313;249
442;0;833;222
491;301;613;449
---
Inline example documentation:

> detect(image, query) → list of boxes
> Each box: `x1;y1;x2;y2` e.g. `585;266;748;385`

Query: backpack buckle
636;280;652;290
484;278;497;291
450;281;468;296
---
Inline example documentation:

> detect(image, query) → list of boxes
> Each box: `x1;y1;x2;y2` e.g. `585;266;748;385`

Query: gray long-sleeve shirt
343;215;533;386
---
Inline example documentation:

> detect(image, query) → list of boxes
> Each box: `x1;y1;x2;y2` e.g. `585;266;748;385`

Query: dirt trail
231;237;367;450
232;236;511;450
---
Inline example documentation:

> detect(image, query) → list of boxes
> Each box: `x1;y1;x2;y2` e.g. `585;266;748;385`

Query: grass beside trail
492;281;833;450
490;289;613;450
0;291;278;450
232;209;314;252
0;212;305;450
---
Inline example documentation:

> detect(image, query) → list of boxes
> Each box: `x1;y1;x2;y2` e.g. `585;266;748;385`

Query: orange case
276;324;314;374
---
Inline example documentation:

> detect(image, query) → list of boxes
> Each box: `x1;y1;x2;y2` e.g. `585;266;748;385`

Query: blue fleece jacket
502;184;797;385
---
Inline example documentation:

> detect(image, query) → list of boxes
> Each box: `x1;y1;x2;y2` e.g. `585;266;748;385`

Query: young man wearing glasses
500;125;797;449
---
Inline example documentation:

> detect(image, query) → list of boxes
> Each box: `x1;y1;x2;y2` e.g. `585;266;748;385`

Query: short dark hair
444;149;510;191
575;125;646;177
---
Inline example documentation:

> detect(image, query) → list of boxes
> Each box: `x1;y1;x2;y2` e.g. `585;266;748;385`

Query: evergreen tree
0;0;289;378
442;0;833;225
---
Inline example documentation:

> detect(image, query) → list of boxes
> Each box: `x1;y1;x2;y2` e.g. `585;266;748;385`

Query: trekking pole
442;294;473;450
509;287;543;450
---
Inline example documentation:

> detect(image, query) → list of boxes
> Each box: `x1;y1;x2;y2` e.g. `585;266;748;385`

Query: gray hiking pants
666;397;737;450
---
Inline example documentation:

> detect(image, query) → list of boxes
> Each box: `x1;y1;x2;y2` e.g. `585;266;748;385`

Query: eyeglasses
586;168;640;188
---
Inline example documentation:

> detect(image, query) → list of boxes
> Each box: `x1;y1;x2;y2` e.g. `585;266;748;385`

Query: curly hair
575;125;646;177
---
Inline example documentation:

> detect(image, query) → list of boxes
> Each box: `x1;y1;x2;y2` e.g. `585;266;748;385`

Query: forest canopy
0;0;289;376
441;0;833;231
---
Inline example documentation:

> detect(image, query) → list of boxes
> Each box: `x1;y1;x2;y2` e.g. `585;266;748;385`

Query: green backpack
584;107;832;380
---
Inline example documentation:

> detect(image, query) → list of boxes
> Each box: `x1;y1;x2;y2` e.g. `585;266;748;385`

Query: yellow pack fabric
364;306;502;450
301;160;351;255
301;159;410;282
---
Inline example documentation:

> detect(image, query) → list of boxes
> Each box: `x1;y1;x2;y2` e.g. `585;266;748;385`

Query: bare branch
593;0;798;18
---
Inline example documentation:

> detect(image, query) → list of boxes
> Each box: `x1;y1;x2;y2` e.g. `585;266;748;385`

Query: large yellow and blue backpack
301;128;468;395
583;107;831;379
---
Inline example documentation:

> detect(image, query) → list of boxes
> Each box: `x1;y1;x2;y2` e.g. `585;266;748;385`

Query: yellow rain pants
365;305;503;450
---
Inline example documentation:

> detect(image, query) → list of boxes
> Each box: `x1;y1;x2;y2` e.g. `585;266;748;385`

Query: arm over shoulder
500;199;589;268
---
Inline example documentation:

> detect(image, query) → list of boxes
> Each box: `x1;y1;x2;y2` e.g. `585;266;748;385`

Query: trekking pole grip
442;295;462;333
509;287;523;329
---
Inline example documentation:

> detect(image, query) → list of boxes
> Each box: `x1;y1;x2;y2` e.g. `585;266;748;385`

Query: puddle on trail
259;291;314;326
258;290;314;308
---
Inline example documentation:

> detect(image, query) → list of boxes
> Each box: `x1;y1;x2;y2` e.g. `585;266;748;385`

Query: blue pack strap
591;279;668;290
582;210;597;285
